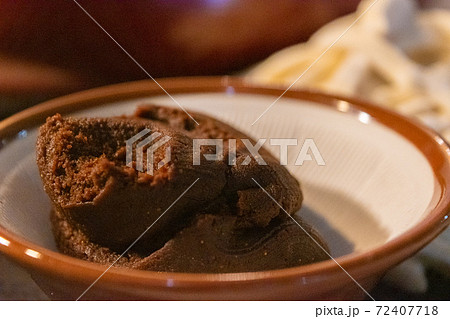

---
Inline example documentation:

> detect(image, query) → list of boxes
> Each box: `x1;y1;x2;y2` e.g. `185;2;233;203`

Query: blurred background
0;0;360;119
0;0;449;300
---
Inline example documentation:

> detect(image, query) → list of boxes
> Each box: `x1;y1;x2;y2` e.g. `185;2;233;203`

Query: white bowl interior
0;92;435;257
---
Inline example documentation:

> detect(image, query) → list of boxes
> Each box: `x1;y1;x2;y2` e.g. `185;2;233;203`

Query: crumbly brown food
37;114;226;252
37;105;330;272
133;105;303;228
51;207;330;273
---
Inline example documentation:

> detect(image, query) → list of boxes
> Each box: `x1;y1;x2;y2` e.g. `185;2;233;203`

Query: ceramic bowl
0;77;449;300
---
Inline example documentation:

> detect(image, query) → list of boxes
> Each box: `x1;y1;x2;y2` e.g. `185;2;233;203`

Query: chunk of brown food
37;105;329;272
37;114;226;252
51;208;330;273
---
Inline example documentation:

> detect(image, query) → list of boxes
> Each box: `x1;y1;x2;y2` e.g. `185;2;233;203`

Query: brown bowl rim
0;76;449;288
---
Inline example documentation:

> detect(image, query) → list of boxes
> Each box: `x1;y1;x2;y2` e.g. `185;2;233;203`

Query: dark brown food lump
37;105;330;273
